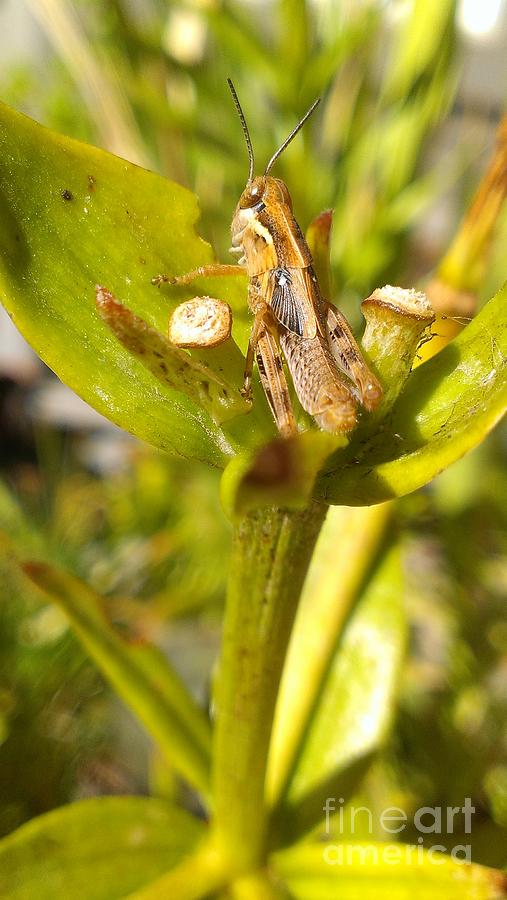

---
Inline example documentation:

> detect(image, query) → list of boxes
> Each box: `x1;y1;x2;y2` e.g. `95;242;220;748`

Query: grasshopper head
231;177;268;248
231;176;293;250
227;79;319;257
237;176;292;212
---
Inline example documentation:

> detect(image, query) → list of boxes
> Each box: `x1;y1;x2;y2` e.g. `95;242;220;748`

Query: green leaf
317;286;507;505
204;8;280;97
277;0;311;84
123;836;230;899
381;0;456;102
23;562;212;800
0;100;259;467
0;796;204;900
279;543;406;839
306;210;333;301
272;842;507;900
267;503;392;809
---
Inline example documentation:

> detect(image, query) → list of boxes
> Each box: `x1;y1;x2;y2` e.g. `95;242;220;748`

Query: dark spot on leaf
88;175;96;191
139;257;146;265
126;209;130;215
201;381;211;400
153;351;163;359
61;189;73;201
160;362;168;373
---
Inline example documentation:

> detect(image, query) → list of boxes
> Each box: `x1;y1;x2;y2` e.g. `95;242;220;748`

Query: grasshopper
153;80;382;438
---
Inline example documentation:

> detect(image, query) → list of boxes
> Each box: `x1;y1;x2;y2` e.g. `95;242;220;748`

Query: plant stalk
212;501;328;873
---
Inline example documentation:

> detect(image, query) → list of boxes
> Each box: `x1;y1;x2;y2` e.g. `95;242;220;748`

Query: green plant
0;2;506;897
0;93;505;897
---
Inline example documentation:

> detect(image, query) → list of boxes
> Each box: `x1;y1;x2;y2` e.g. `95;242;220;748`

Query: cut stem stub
361;284;435;415
169;296;233;349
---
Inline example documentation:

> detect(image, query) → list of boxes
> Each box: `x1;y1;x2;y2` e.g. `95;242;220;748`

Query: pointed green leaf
23;562;211;800
0;796;204;900
272;842;507;900
306;210;333;302
280;543;406;839
267;503;392;809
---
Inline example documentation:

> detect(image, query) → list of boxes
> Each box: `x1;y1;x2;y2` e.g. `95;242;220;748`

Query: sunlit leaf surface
273;841;507;900
0;797;203;900
279;544;406;839
0;100;256;467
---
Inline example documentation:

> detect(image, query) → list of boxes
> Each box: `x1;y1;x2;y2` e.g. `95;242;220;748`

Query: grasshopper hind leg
256;329;297;439
244;281;297;437
325;301;382;411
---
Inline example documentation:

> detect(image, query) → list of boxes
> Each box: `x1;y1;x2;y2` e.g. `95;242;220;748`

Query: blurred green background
0;0;506;867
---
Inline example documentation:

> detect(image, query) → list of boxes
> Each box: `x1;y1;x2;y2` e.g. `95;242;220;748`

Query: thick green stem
212;501;327;873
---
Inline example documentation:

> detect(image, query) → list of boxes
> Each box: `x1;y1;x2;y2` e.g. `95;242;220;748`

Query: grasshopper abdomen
281;327;358;433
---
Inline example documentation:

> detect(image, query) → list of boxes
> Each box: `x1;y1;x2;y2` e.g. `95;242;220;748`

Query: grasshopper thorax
230;176;297;271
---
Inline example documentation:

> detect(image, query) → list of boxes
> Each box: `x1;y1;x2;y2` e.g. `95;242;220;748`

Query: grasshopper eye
239;179;266;209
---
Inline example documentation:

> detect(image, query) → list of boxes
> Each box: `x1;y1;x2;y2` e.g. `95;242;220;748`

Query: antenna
264;97;320;175
227;78;255;184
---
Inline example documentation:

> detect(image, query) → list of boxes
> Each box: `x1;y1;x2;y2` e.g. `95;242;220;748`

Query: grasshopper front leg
152;264;243;287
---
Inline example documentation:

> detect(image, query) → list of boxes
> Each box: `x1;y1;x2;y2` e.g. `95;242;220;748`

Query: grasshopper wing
268;267;318;338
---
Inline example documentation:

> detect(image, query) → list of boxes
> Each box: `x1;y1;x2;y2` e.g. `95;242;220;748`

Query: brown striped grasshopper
153;80;382;438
